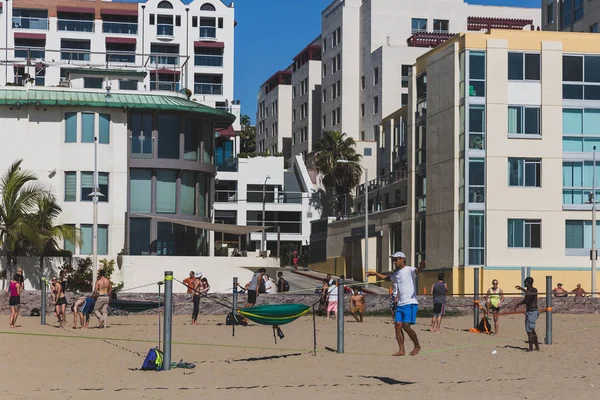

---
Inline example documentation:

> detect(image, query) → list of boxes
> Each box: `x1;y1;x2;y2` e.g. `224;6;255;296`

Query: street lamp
592;146;597;298
89;136;104;290
261;175;271;256
337;159;368;287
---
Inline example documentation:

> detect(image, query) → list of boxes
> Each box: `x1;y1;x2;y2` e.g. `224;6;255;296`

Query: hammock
238;304;311;326
109;299;164;313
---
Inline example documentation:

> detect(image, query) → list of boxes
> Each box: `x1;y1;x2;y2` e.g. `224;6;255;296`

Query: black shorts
433;303;445;316
9;296;20;307
56;297;67;306
489;305;500;312
247;290;257;304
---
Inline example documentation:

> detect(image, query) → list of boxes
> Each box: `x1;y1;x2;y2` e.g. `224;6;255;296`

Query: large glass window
157;115;180;159
411;18;427;33
508;53;541;81
508;219;541;248
566;220;600;249
563;55;600;99
198;175;207;217
562;108;600;151
246;211;302;234
80;224;108;255
99;114;110;144
181;171;196;215
65;112;77;143
129;218;151;255
563;161;600;204
468;211;484;265
131;113;153;158
63;224;76;254
156;169;177;213
508;106;540;135
184;118;200;161
130;169;152;213
65;171;76;201
81;172;109;202
469;51;485;97
81;113;95;143
468;158;485;203
469;105;485;150
508;158;541;187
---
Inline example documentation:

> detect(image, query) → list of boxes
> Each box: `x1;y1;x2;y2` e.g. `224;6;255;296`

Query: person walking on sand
484;279;504;334
430;273;447;332
367;252;426;356
92;269;112;329
50;277;68;328
350;287;365;323
7;274;22;328
191;271;203;326
292;247;299;270
515;277;540;352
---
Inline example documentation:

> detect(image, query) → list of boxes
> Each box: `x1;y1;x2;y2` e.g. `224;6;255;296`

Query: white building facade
256;70;293;158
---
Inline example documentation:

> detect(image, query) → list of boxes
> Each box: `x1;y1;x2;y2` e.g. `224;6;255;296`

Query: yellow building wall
309;257;346;277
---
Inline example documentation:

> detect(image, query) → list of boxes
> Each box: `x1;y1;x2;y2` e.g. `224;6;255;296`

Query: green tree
0;159;46;279
311;131;363;214
239;114;256;153
32;193;81;276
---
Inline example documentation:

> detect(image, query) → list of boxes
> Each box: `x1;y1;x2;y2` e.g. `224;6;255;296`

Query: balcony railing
150;55;179;66
194;83;223;95
199;26;216;38
12;17;49;30
106;53;136;63
15;47;45;59
356;166;408;197
149;81;179;91
194;54;223;67
215;190;238;202
157;24;174;36
102;21;138;34
58;19;94;32
60;49;90;61
247;191;303;204
215;157;238;172
407;32;455;48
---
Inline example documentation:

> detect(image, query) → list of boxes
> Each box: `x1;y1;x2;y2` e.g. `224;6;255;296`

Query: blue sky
234;0;541;123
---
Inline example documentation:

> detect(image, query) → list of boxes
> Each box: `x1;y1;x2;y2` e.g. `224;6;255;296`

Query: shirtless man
572;283;586;297
350;287;366;323
552;283;568;297
514;277;540;352
92;269;112;329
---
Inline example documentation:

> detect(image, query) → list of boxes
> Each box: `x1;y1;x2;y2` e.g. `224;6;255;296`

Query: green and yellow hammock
238;304;311;326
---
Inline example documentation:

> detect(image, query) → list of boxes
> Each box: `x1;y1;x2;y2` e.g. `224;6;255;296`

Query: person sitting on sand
572;283;586;297
7;274;22;329
367;252;426;356
350;287;365;323
552;283;568;297
514;277;540;352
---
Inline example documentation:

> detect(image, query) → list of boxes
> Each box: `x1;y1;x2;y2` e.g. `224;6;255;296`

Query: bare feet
409;346;421;356
391;350;406;356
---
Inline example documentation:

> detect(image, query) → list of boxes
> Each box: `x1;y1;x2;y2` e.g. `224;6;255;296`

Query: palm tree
0;159;46;280
32;193;81;278
311;131;363;215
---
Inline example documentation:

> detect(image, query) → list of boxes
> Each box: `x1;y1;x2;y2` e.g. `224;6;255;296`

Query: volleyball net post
546;275;553;345
163;271;173;371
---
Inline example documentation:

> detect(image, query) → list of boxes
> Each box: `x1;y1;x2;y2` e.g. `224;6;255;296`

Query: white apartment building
256;70;293;158
1;0;240;128
320;0;540;178
291;37;322;160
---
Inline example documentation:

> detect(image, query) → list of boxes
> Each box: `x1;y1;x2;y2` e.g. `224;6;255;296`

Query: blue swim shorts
394;304;418;324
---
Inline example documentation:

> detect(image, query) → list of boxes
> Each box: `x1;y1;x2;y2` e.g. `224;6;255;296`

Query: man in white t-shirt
367;252;426;356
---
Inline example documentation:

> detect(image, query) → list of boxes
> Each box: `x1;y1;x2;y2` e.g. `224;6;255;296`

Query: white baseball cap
390;251;406;259
195;271;203;278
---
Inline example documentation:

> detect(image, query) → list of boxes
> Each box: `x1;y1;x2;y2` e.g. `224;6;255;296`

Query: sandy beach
1;311;599;400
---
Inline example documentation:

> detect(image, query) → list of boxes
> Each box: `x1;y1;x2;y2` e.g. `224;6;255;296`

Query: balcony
58;19;94;32
215;156;238;172
150;81;179;91
103;21;138;35
157;24;174;37
150;55;179;66
12;17;49;30
194;83;223;95
194;55;223;67
407;32;455;48
356;166;408;197
467;16;533;31
215;190;238;202
61;49;90;61
247;191;303;205
15;47;45;59
199;26;216;39
106;53;136;63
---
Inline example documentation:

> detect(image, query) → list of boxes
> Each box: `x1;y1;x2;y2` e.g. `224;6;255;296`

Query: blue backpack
141;348;163;371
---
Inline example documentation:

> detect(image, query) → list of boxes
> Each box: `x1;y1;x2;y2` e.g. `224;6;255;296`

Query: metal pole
364;168;369;287
261;175;270;256
336;277;345;354
474;267;480;328
92;136;99;290
545;275;552;345
277;226;281;259
163;271;173;371
233;277;238;317
40;277;47;325
592;146;597;298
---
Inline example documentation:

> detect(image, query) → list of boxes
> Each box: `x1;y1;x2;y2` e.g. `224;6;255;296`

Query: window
81;172;109;202
412;18;427;33
468;158;485;203
322;89;326;103
469;51;485;97
192;16;198;27
373;96;379;114
563;55;600;100
563;161;600;204
82;113;95;143
149;14;155;25
158;1;173;8
80;224;108;255
63;224;76;254
130;169;152;213
468;211;485;265
175;15;181;27
332;27;341;47
181;171;196;215
119;80;138;90
469;105;485;150
546;0;554;25
322;115;326;129
158;115;180;159
508;219;541;248
364;148;372;156
322;37;327;51
99;114;110;144
201;3;216;11
566;220;600;249
402;94;408;107
373;67;379;85
508;158;541;187
508;53;540;81
156;169;177;213
218;17;223;29
322;64;327;78
61;39;90;61
83;77;103;89
562;108;600;152
361;75;365;89
361;103;365;117
401;65;410;88
508;106;540;135
433;19;448;33
301;78;308;95
65;112;77;143
332;80;341;99
332;53;341;73
65;172;76;201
